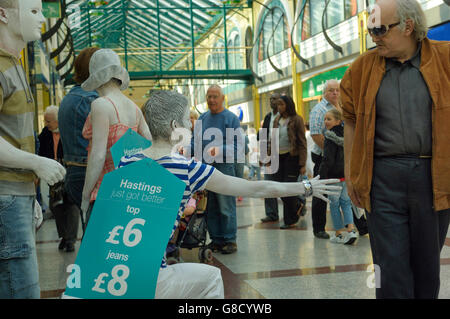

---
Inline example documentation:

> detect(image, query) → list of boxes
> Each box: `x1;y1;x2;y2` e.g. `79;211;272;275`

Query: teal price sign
64;158;185;299
110;128;152;168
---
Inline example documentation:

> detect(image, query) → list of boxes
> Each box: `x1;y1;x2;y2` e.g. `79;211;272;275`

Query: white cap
81;49;130;91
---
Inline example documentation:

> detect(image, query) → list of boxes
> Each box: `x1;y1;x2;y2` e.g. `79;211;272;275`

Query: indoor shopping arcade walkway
36;196;450;299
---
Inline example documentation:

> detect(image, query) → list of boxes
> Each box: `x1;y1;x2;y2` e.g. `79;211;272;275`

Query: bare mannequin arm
0;136;65;185
137;109;152;141
205;169;341;203
81;98;110;210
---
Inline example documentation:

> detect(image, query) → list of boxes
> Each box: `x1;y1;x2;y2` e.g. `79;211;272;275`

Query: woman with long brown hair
272;95;308;229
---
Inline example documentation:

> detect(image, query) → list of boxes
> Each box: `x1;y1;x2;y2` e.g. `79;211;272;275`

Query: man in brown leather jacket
341;0;450;298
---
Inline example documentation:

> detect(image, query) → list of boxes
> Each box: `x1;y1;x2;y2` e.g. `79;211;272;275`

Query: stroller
166;191;213;264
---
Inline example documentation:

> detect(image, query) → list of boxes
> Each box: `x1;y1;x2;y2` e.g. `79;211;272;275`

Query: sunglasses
367;22;400;37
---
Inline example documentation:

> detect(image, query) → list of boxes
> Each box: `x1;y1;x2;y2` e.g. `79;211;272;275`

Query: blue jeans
206;163;237;244
329;182;354;230
0;195;40;298
64;166;87;208
248;165;261;180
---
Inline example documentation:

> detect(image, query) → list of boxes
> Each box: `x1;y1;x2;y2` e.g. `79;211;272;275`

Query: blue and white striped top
118;153;215;268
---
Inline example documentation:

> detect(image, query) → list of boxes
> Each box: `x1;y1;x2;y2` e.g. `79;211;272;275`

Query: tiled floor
36;197;450;299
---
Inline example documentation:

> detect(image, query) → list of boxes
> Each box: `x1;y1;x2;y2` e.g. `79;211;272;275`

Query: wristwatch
302;180;313;197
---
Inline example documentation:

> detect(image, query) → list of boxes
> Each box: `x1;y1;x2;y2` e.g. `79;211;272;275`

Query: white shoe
344;230;358;245
330;234;346;244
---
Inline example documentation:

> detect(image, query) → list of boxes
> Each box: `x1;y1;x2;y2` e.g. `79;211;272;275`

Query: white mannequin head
0;0;45;55
18;0;45;42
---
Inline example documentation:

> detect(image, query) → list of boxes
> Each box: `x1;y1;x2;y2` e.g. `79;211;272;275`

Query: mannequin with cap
80;48;151;217
0;0;65;298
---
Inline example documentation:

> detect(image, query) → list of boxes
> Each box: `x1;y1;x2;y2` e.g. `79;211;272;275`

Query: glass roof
67;0;252;80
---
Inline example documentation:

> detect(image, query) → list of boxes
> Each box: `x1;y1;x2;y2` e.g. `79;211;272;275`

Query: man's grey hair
44;105;59;120
395;0;428;41
142;90;189;139
207;84;223;96
323;79;340;93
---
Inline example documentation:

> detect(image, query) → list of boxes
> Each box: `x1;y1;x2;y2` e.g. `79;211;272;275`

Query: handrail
50;28;70;59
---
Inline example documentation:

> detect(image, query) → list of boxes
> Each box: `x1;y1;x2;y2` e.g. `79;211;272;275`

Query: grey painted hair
0;0;16;9
142;90;189;139
395;0;428;41
44;105;59;120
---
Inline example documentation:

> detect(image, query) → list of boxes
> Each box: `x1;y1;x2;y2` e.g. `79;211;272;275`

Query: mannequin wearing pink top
80;49;152;219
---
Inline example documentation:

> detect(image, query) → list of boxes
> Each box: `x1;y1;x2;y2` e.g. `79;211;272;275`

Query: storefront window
263;12;274;57
234;34;242;69
258;6;289;61
227;32;242;69
301;1;311;41
310;0;325;36
273;8;288;55
327;0;345;28
345;0;358;19
298;0;358;42
227;38;235;69
213;42;225;70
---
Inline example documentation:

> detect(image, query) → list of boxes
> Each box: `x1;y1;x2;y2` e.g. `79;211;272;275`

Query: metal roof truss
68;0;253;81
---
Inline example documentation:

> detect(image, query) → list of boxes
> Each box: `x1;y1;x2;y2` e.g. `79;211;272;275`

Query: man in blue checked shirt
309;79;341;239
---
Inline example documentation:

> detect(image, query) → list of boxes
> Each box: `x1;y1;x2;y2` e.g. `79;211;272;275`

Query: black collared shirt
374;42;432;157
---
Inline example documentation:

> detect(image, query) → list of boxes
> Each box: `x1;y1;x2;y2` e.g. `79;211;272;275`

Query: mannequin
0;0;66;299
80;49;151;218
118;90;341;299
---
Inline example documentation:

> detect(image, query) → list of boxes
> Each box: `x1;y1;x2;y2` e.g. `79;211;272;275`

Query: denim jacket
58;85;98;164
